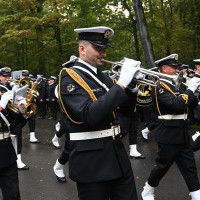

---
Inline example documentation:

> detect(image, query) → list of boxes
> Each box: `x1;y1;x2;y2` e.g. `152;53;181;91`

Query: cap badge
104;30;112;39
175;55;178;61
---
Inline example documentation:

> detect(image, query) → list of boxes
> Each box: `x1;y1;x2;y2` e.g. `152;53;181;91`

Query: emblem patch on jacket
159;88;164;94
179;94;188;104
66;84;75;92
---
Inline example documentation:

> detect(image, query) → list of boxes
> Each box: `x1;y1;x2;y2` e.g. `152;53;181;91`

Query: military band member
188;69;195;78
58;26;144;200
36;74;46;119
118;84;145;159
194;59;200;76
0;68;29;170
0;67;21;199
141;54;200;200
53;112;69;183
181;64;189;76
190;59;200;151
46;76;58;120
21;70;39;143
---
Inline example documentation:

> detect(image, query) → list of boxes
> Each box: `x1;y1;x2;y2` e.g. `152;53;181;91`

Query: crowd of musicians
2;26;200;200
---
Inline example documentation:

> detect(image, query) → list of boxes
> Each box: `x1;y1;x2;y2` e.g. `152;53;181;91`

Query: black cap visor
79;32;113;48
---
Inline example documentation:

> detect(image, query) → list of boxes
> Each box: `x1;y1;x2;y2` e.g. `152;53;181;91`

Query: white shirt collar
78;58;97;74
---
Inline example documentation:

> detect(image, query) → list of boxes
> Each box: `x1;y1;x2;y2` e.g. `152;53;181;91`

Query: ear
162;66;167;73
79;44;86;57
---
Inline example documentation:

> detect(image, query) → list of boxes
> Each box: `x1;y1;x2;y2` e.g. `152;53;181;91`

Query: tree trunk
35;25;45;75
54;17;63;66
132;0;155;68
122;0;140;61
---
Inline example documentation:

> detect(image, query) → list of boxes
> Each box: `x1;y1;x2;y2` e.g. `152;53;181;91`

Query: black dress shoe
18;166;29;170
30;140;40;144
53;144;61;149
130;154;146;159
56;175;66;183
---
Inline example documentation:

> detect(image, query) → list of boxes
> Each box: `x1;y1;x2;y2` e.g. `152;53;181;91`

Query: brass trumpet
102;59;184;89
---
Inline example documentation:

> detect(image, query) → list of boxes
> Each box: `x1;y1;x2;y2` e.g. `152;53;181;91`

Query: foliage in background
0;0;199;77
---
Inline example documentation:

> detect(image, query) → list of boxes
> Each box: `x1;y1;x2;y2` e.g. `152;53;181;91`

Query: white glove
188;77;200;93
9;82;16;88
117;58;144;88
0;91;13;109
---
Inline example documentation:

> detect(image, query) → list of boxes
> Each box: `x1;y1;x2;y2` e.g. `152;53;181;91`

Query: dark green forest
0;0;200;77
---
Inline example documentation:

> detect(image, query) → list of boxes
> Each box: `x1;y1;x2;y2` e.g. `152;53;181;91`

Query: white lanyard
0;112;10;130
72;66;109;92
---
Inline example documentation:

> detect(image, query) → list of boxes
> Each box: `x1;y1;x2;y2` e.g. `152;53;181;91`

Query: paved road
1;118;200;200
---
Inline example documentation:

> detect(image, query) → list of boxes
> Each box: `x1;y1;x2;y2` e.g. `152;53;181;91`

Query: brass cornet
102;59;184;90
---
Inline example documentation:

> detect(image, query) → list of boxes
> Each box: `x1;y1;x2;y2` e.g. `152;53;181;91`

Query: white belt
70;126;120;141
0;132;10;140
158;114;187;120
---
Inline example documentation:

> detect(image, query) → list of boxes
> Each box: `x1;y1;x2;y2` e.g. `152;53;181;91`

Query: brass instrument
23;78;40;117
9;77;30;87
2;77;40;117
0;84;20;113
102;59;184;90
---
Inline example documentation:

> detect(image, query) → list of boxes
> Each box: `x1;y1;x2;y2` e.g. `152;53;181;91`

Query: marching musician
20;70;39;143
190;59;200;151
46;76;58;120
58;26;144;200
53;112;70;183
0;67;21;199
141;54;200;200
36;74;46;119
0;68;29;170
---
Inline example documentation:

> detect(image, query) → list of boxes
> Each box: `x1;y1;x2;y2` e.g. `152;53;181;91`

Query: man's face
0;75;10;84
182;68;188;74
79;42;107;68
21;75;28;80
162;65;179;75
48;79;54;84
195;65;200;73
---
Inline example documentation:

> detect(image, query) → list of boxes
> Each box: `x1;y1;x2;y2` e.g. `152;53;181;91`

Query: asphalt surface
1;118;200;200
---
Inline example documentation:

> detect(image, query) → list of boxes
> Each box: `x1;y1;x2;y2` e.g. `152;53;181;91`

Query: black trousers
148;143;200;192
27;116;36;132
192;137;200;152
129;111;138;145
10;117;27;154
0;162;20;200
48;100;58;119
58;133;70;165
37;101;46;118
77;168;138;200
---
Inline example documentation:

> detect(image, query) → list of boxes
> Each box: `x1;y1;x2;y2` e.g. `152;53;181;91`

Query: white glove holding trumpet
117;58;144;88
